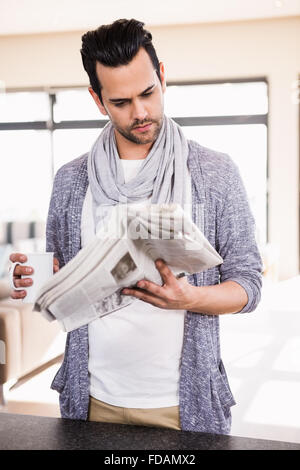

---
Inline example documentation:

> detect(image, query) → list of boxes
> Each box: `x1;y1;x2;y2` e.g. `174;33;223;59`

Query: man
10;18;262;434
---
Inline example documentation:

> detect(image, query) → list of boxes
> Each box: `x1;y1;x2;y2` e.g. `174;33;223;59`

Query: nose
131;99;147;122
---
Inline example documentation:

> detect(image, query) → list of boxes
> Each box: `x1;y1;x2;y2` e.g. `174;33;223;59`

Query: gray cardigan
46;139;262;434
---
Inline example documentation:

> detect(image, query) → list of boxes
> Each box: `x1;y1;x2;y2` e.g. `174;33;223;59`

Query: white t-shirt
82;159;192;408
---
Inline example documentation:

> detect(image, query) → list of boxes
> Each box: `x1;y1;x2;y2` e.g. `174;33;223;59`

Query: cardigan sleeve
216;158;263;313
45;169;65;269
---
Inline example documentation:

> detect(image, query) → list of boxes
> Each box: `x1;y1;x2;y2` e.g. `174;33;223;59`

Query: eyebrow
108;84;155;103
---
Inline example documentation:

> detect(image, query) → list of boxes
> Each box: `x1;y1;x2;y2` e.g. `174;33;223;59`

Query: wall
0;16;299;280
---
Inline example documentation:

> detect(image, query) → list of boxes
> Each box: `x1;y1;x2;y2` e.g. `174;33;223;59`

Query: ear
159;62;166;93
88;87;108;116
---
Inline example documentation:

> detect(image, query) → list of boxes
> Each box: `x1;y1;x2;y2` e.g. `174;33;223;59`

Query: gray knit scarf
88;115;189;233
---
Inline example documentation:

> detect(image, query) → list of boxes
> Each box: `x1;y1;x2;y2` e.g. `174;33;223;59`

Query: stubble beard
113;116;163;145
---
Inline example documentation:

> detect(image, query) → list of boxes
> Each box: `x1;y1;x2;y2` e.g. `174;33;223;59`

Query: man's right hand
9;253;59;300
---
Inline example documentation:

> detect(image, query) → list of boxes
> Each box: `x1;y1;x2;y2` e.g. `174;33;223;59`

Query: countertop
0;413;300;450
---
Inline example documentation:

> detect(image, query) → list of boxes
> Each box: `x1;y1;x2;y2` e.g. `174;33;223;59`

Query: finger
10;289;27;299
122;288;166;308
155;259;177;286
9;253;27;263
53;257;60;273
13;277;33;288
13;265;34;276
136;280;163;296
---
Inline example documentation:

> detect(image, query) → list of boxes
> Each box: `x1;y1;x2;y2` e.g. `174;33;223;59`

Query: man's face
89;47;166;145
117;261;130;280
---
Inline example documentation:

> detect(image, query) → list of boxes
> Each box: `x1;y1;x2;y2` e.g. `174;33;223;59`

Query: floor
0;362;61;418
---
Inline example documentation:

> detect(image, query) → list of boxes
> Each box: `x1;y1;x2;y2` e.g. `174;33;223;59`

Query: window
0;130;52;220
164;81;268;117
165;80;268;246
0;79;268;248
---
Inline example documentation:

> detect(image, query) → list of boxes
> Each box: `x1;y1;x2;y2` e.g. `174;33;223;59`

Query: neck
114;129;154;160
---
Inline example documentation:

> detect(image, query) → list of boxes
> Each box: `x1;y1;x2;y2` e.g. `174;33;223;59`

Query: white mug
9;252;54;304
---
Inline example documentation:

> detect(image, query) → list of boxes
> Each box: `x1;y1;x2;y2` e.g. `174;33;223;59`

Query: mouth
132;123;152;133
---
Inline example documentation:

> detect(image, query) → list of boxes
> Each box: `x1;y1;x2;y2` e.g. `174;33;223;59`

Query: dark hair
80;19;161;105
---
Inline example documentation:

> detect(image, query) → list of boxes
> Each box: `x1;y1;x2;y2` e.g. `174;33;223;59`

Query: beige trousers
88;395;181;430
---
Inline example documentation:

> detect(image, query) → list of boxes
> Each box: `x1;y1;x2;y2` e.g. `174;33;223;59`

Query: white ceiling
0;0;299;36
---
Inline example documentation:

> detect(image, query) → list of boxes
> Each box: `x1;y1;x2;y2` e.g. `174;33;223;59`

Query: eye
113;91;153;107
114;102;126;108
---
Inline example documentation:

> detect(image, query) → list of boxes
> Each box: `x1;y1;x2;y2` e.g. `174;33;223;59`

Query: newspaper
33;203;223;332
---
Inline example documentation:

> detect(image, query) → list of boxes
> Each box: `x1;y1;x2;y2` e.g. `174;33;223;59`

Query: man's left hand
121;259;196;310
